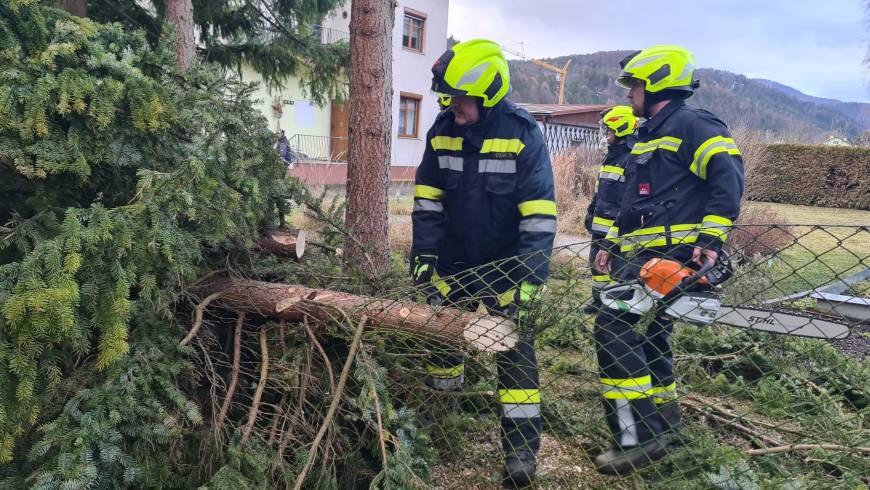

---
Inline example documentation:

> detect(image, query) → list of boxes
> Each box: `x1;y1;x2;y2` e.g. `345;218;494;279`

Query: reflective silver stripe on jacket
701;221;729;233
591;222;611;234
428;375;465;391
502;403;541;419
519;217;557;234
478;159;517;174
413;199;444;213
599;171;625;182
438;155;463;172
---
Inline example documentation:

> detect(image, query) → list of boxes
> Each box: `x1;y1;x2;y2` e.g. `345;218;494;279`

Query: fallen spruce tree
0;4;511;488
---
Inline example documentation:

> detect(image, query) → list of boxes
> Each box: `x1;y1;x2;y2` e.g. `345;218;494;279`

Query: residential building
243;0;449;184
823;135;851;147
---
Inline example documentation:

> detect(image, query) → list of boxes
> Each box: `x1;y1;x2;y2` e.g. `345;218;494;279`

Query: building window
399;93;422;138
402;10;425;52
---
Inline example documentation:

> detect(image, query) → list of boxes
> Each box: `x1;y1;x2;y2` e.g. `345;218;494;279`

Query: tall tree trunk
56;0;86;16
165;0;195;71
345;0;394;275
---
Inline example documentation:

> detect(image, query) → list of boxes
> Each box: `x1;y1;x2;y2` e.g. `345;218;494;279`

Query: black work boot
658;401;682;431
593;439;669;476
657;401;685;446
503;449;536;488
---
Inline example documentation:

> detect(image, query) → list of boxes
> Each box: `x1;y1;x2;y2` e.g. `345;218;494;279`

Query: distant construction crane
502;44;572;104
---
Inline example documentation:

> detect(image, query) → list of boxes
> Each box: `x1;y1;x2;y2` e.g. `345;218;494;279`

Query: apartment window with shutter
399;93;422;138
402;10;425;52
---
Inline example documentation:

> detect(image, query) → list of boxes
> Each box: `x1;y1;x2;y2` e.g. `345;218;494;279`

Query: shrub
747;144;870;209
729;204;793;259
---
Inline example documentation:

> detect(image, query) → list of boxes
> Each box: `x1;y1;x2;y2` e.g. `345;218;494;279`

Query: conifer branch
747;444;870;456
215;312;244;435
293;315;367;490
241;328;270;446
179;292;223;347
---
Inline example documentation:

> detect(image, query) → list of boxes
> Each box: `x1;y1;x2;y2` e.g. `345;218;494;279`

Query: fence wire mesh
197;224;868;489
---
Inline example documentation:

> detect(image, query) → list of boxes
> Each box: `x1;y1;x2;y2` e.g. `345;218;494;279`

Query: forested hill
508;50;868;142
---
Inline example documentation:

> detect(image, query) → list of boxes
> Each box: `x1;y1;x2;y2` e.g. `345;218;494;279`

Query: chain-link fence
194;224;868;488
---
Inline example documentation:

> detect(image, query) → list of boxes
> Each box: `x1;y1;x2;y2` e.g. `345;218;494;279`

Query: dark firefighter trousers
425;267;541;456
594;250;680;449
588;238;610;299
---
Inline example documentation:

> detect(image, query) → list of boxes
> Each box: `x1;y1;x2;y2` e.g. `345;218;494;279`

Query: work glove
410;254;442;305
497;281;544;325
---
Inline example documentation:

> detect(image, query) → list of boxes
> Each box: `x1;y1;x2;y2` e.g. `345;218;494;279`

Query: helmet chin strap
642;88;691;117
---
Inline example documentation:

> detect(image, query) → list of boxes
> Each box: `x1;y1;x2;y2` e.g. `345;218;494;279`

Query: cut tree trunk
259;229;306;259
205;278;518;352
165;0;195;71
344;0;395;275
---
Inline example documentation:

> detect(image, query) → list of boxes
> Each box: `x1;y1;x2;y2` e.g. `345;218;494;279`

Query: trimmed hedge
747;144;870;210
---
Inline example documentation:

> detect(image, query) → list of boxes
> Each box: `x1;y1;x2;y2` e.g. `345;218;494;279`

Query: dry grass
729;203;792;258
389;215;412;252
730;126;773;201
552;147;602;236
388;195;413;216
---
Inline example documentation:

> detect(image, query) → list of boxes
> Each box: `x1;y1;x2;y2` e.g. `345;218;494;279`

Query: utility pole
502;46;572;104
345;0;395;275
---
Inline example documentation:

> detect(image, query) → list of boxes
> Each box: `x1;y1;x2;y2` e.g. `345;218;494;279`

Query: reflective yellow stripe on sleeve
599;165;625;176
430;136;463;151
481;138;525;155
518;200;557;217
426;363;465;379
699;214;733;240
630;136;682;155
498;389;541;404
690;136;741;180
414;185;444;200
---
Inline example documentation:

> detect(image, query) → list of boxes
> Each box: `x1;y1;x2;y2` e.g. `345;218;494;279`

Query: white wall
391;0;449;167
240;64;333;138
239;0;449;167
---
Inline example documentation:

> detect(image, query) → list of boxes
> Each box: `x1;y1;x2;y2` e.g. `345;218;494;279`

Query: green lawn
740;202;869;297
744;201;870;226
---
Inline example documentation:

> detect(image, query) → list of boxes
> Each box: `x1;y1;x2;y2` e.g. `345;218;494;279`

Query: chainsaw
599;253;853;340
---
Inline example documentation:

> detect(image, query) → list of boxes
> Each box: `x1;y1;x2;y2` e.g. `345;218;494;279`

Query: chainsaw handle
660;255;716;303
599;279;639;293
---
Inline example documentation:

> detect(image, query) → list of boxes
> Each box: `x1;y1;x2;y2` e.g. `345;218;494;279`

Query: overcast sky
447;0;870;103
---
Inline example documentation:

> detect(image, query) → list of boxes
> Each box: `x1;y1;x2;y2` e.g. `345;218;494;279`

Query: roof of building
517;103;613;116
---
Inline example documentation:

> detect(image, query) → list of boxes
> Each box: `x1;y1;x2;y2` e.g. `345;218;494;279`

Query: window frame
402;9;426;53
398;92;423;139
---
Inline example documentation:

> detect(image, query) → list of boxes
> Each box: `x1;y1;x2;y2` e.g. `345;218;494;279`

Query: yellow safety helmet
599;105;637;138
431;39;510;108
616;45;699;96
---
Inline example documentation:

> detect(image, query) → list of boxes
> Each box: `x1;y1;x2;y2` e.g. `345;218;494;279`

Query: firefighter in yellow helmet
583;106;637;313
411;39;556;487
592;45;744;474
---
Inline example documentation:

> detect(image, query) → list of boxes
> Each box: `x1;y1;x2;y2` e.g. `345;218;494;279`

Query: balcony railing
287;134;348;163
311;24;350;44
